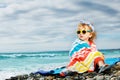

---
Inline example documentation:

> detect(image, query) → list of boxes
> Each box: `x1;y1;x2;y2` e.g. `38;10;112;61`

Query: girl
60;21;108;76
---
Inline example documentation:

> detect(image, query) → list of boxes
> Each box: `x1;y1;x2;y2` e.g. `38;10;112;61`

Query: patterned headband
80;20;94;31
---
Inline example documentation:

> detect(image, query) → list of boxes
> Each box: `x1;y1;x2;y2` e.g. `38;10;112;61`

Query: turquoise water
0;49;120;79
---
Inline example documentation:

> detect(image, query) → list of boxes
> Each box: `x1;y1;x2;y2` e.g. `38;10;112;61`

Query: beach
6;62;120;80
0;0;120;79
0;49;120;80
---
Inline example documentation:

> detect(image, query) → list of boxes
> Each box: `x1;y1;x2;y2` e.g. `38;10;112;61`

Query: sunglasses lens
82;30;86;34
77;31;80;34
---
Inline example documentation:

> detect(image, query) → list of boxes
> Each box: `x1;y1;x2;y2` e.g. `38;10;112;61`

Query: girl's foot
98;64;109;73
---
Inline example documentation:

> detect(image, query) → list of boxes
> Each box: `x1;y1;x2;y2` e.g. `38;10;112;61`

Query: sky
0;0;120;52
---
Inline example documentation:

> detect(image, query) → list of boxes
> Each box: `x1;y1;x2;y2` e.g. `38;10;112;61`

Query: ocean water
0;49;120;80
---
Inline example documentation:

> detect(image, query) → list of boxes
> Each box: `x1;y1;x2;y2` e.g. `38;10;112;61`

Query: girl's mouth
80;35;83;38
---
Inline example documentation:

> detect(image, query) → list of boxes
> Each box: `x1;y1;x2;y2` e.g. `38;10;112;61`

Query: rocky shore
6;62;120;80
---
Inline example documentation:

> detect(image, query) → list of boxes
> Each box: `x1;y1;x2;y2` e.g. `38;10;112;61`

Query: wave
1;49;119;59
0;53;66;59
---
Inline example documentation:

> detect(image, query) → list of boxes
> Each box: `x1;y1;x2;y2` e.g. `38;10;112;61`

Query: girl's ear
89;33;92;38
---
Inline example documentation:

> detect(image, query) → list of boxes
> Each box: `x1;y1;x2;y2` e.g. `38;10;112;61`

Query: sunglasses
77;30;91;34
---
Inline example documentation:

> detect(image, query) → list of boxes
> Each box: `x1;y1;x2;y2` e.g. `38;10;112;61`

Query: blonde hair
78;23;97;42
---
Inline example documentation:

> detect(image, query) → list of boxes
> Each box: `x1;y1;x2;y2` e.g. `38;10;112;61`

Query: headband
80;20;94;31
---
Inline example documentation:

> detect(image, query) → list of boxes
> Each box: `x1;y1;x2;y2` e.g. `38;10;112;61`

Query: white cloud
0;0;120;52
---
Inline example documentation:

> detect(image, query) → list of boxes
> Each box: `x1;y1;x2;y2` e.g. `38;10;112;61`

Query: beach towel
32;57;120;76
67;39;104;73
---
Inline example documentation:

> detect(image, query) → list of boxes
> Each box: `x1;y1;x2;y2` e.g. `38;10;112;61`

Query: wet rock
94;75;105;80
5;63;120;80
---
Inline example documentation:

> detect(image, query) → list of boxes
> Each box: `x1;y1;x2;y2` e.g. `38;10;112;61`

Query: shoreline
6;62;120;80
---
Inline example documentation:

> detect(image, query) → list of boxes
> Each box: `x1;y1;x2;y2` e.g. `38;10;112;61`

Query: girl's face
77;25;92;42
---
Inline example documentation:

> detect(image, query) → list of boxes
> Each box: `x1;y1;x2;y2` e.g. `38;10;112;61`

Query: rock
86;78;95;80
5;63;120;80
104;75;111;80
110;77;118;80
94;75;105;80
114;71;120;76
45;76;54;80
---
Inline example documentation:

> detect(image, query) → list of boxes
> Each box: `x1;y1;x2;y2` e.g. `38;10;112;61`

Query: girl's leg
98;60;105;67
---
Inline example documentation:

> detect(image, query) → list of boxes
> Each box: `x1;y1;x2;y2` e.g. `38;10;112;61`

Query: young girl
60;21;108;76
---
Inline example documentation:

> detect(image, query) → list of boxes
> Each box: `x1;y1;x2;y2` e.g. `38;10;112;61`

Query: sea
0;49;120;80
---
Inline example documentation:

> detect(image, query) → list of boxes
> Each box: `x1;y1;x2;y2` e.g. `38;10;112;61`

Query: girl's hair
78;23;97;42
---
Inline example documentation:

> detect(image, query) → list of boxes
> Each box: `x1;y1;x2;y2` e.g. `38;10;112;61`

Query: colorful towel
67;39;104;73
32;57;120;76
